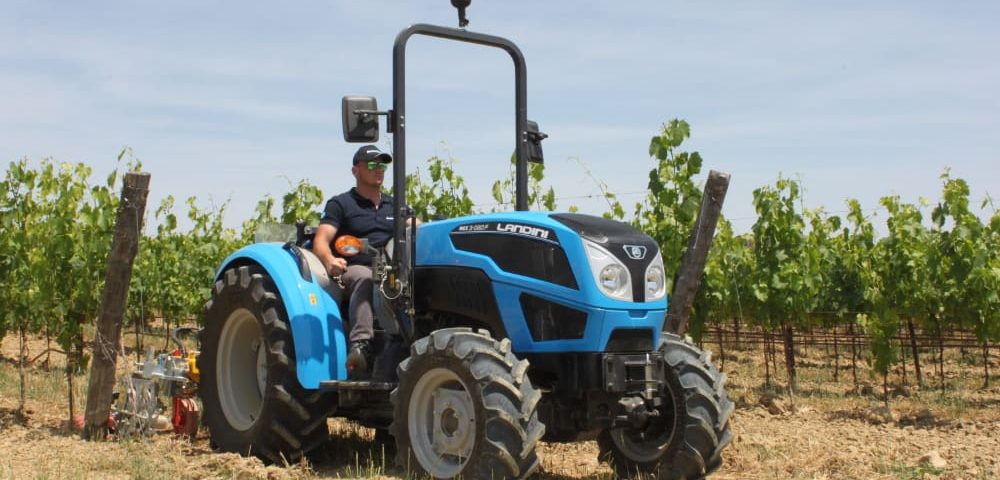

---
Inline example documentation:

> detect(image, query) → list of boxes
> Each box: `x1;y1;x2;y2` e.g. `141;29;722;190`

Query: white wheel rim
611;383;678;463
217;308;266;431
611;425;671;463
408;367;476;478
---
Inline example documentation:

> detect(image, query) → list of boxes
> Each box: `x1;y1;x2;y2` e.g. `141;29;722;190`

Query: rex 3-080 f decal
451;222;558;245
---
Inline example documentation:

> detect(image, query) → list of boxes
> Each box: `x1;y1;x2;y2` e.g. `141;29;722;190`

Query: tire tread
599;333;733;479
199;264;334;465
390;328;543;479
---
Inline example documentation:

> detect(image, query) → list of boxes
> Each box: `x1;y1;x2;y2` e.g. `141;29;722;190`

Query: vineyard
2;120;999;477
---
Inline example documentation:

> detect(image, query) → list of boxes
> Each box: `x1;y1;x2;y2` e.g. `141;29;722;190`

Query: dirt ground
1;333;997;479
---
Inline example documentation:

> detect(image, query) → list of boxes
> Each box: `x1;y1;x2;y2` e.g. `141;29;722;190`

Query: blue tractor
197;4;732;479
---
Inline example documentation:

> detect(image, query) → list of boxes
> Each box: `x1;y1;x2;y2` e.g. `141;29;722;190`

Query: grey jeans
342;264;375;343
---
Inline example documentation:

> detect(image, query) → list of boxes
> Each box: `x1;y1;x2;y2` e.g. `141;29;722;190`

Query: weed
875;460;944;479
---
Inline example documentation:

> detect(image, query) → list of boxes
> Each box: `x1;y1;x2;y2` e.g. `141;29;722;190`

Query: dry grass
1;332;997;479
712;342;1000;480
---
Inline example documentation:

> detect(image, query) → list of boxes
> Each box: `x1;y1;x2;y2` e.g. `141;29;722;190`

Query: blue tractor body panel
416;212;667;353
215;243;348;388
218;211;667;388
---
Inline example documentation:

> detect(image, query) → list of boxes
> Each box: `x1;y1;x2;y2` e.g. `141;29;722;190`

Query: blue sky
2;1;998;233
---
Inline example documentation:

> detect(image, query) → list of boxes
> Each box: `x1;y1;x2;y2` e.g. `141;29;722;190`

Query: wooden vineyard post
900;336;908;384
664;170;731;335
764;329;772;387
908;319;923;386
833;324;840;382
984;341;990;389
81;172;150;441
782;323;797;394
849;323;859;391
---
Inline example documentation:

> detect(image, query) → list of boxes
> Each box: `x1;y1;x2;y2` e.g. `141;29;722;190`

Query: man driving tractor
312;144;394;379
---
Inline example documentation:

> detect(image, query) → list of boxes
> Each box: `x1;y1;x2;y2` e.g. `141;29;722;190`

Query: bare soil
1;333;997;479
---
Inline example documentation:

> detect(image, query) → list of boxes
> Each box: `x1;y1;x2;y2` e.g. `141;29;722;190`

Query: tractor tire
390;328;544;479
198;265;335;464
598;333;734;479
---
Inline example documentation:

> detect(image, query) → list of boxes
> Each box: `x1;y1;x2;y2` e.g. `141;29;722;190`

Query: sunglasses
365;161;389;171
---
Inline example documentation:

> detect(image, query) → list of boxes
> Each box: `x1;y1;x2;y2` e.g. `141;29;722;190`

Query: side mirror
342;96;380;143
526;120;547;164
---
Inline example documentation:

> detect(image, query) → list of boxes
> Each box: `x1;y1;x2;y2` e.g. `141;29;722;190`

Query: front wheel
198;265;335;464
599;333;734;479
390;328;544;479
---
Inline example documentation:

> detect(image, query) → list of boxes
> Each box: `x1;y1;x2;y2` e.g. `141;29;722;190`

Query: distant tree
691;218;754;369
930;171;995;390
408;154;475;221
490;154;556;212
876;195;933;386
633;120;705;295
749;177;816;393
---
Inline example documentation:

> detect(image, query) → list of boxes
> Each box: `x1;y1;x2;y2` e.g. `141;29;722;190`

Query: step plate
319;380;397;392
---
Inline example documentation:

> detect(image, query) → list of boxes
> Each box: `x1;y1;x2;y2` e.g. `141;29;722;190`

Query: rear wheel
391;328;544;479
198;265;335;464
598;333;734;479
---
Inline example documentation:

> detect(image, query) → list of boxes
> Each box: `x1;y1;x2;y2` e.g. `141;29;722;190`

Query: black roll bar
390;23;530;272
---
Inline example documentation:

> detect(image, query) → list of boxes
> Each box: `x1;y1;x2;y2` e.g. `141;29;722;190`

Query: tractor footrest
319;380;397;392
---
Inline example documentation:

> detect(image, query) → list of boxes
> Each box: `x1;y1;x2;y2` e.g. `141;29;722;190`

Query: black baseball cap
353;145;392;165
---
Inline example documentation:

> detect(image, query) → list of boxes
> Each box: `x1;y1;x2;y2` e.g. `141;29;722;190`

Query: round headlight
599;264;629;296
646;265;665;299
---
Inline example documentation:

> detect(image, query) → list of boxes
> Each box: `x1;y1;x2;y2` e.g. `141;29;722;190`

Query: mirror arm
353;109;395;133
526;129;547;143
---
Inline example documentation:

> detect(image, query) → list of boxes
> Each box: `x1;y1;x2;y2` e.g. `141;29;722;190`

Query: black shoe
346;340;373;380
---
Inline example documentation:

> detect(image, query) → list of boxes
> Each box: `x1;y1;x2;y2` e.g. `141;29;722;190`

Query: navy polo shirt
320;188;394;266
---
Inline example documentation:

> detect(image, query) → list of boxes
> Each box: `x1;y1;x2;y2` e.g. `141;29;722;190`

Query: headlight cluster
598;264;629;298
584;239;632;301
584;239;666;302
644;254;666;301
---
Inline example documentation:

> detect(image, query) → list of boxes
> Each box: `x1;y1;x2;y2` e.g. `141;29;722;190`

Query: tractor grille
520;293;587;341
605;328;654;352
451;233;578;289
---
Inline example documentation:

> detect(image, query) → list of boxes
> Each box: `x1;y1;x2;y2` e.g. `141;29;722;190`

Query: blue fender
215;243;347;388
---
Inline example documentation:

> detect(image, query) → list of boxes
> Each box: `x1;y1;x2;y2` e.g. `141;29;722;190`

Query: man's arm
313;223;347;276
